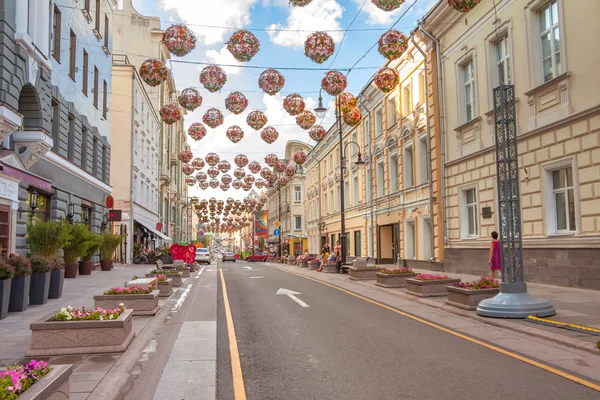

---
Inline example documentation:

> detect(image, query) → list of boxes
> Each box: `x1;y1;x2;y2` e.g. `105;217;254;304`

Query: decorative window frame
454;47;479;126
540;156;581;236
419;215;432;261
388;150;399;193
484;19;514;110
403;218;416;260
402;141;415;190
459;183;480;240
417;132;429;185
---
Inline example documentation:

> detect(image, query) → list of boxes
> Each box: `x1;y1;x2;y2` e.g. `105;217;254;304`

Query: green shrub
28;220;70;258
0;262;15;280
47;257;65;270
7;254;32;277
30;255;51;274
100;232;124;260
82;234;102;262
63;224;93;263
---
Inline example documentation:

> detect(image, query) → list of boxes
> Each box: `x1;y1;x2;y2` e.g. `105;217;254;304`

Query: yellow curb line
220;268;247;400
526;316;600;334
270;265;600;393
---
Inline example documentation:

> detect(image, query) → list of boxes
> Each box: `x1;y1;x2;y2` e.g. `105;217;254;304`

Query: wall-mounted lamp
66;203;75;223
101;213;109;231
18;189;39;219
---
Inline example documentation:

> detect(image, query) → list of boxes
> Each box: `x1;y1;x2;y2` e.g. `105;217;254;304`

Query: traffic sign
273;220;281;228
274;228;281;236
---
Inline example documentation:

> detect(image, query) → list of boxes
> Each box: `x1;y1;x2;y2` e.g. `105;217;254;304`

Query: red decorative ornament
188;123;207;141
203;108;224;128
309;125;327;142
258;69;285;95
200;65;227;92
371;0;405;12
343;107;363;127
296;111;316;130
269;174;278;184
220;183;231;192
322;70;347;96
226;30;260;62
293;151;307;165
206;153;220;166
244;175;255;185
255;179;265;189
196;172;207;182
186;176;197;186
247;110;268;130
378;30;408;61
283;93;306;116
192;158;205;170
178;150;193;163
209;179;219;189
248;161;261;174
160;104;181;125
221;174;233;185
234;154;249;168
226;125;245;143
285;165;296;177
225;91;249;115
274;160;287;173
448;0;481;12
233;180;243;189
260;167;272;180
162;24;197;57
217;160;231;173
178;88;203;111
234;168;246;180
290;0;313;5
304;31;335;64
264;153;279;167
261;126;279;144
337;92;357;113
279;176;291;186
207;167;220;178
242;183;252;192
374;67;400;93
182;164;194;176
140;59;169;87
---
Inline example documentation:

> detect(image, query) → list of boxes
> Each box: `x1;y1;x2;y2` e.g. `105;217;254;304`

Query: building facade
421;0;600;288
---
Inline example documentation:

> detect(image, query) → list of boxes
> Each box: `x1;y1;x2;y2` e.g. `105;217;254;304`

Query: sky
129;0;439;201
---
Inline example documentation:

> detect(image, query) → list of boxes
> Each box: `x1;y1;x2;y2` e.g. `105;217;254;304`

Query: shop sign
0;176;19;204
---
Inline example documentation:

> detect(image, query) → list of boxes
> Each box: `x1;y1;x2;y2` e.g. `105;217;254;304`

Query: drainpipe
418;22;448;246
410;32;436;262
129;69;136;264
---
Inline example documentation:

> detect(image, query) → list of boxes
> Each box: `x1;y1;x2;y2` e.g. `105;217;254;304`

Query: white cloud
355;0;408;25
160;0;259;45
267;0;344;48
205;47;243;76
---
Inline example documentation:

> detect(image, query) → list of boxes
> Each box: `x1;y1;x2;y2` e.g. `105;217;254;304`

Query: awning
135;220;172;242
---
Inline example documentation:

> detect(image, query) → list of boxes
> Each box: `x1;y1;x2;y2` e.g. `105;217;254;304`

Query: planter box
176;266;191;277
30;272;51;305
307;261;319;270
446;286;500;311
125;277;157;289
94;290;159;316
321;263;338;273
17;364;74;400
27;309;135;356
298;261;308;268
157;279;173;297
287;256;296;265
146;273;182;287
406;278;461;297
0;278;10;320
162;255;173;264
349;267;382;281
64;262;78;279
9;275;31;312
375;272;418;288
48;269;65;299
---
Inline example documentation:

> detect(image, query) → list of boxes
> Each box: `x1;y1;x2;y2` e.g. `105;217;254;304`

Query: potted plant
161;247;173;264
47;257;65;299
79;233;102;275
28;219;69;258
61;223;92;278
99;232;124;271
29;255;52;305
405;273;461;297
446;277;500;310
0;261;15;320
7;254;32;312
375;268;418;288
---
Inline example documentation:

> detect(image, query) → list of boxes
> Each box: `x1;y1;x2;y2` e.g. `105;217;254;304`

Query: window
462;61;475;122
335;185;340;212
294;216;302;231
352;175;359;206
461;187;478;238
102;145;107;181
387;96;397;127
81;127;88;171
402;85;412;116
323;193;328;214
52;6;61;62
93;66;99;108
354;231;361;257
405;220;416;259
104;15;109;49
363;116;370;147
51;100;59;152
294;186;301;202
551;166;576;232
92;137;98;177
95;0;101;33
376;161;384;197
330;189;334;213
0;205;9;257
389;153;398;192
334;150;339;171
69;30;76;80
375;108;383;137
539;1;561;82
351;131;356;157
31;192;50;222
496;35;511;85
344;182;349;208
103;80;108;118
366;165;372;202
418;135;428;185
418;73;426;105
67;114;75;161
403;145;414;188
421;217;433;260
329;154;333;173
367;225;373;257
82;50;88;95
85;0;91;14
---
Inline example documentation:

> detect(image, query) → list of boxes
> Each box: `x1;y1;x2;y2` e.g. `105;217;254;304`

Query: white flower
60;307;66;313
99;316;103;321
109;314;114;320
119;303;125;307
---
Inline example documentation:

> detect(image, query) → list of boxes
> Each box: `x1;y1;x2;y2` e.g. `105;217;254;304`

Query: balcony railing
112;54;130;66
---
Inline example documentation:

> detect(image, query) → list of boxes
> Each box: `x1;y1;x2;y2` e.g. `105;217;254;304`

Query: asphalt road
216;260;599;400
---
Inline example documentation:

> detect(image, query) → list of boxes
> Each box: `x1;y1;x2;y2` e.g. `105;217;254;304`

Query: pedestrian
489;231;501;281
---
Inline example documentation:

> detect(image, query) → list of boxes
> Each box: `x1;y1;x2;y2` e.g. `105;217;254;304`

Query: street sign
273;220;281;228
274;228;281;236
108;210;122;222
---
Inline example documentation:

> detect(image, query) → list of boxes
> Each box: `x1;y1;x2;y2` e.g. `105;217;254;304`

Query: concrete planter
0;278;10;320
287;256;296;265
307;261;319;270
157;279;173;297
321;263;338;273
48;269;65;299
17;364;74;400
176;266;191;277
349;267;382;281
375;272;418;288
29;272;51;305
94;290;159;316
146;272;182;287
446;286;500;310
406;278;461;297
9;275;31;312
298;261;308;268
27;309;135;356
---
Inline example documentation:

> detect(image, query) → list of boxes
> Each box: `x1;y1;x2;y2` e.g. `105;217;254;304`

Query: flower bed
27;307;134;356
349;266;382;281
446;277;500;310
147;271;182;287
0;360;51;399
176;265;191;278
103;285;155;295
375;268;418;288
3;363;73;400
95;288;160;316
406;275;461;298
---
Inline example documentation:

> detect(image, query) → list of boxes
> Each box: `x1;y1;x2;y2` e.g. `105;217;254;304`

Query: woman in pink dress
489;231;501;281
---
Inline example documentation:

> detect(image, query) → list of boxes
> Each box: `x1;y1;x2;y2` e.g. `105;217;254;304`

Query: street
216;260;599;400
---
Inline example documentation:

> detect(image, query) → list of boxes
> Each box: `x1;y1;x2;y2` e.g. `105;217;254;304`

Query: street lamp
314;89;328;118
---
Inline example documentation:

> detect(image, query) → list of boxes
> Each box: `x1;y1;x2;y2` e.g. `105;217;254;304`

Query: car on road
195;248;211;264
222;252;236;262
244;252;269;262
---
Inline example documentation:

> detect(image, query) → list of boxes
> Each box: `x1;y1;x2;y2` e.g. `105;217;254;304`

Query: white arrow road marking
243;266;253;271
276;288;310;308
249;276;264;279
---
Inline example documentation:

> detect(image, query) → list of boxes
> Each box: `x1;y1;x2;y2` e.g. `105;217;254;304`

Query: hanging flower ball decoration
260;167;272;180
242;183;252;191
309;125;327;142
221;174;233;185
304;31;336;64
269;174;279;184
272;160;286;174
178;88;203;111
244;175;255;185
179;150;193;163
232;180;243;190
234;154;249;168
207;167;220;179
343;107;363;127
246;110;268;130
200;65;227;92
140;59;169;87
378;30;408;61
188;123;207;141
225;91;249;115
200;181;209;190
182;164;195;176
296;111;316;130
192;158;205;170
258;69;285;95
205;153;220;166
234;168;246;180
337;92;357;114
290;0;313;5
162;24;197;57
285;165;297;177
160;104;181;125
261;126;279;144
448;0;481;12
209;179;220;189
225;125;244;144
196;172;208;182
186;176;197;186
248;161;262;174
255;179;265;189
322;70;347;96
283;93;306;116
374;67;400;93
293;151;307;165
371;0;405;12
203;108;224;129
226;197;235;205
226;30;260;62
217;160;231;173
221;183;231;192
279;176;291;186
264;153;279;167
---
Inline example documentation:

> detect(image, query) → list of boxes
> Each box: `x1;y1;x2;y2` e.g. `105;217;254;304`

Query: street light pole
278;173;282;258
337;96;347;265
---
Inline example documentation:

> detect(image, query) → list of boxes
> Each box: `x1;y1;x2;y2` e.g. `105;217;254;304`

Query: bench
155;259;175;271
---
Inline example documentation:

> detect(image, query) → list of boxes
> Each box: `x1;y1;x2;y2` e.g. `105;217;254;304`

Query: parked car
195;248;211;264
222;252;236;262
244;252;268;262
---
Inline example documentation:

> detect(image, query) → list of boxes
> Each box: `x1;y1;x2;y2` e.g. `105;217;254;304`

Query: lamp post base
476;282;555;319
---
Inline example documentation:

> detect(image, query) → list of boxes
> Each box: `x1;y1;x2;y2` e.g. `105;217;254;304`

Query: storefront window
29;191;50;221
0;205;10;258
